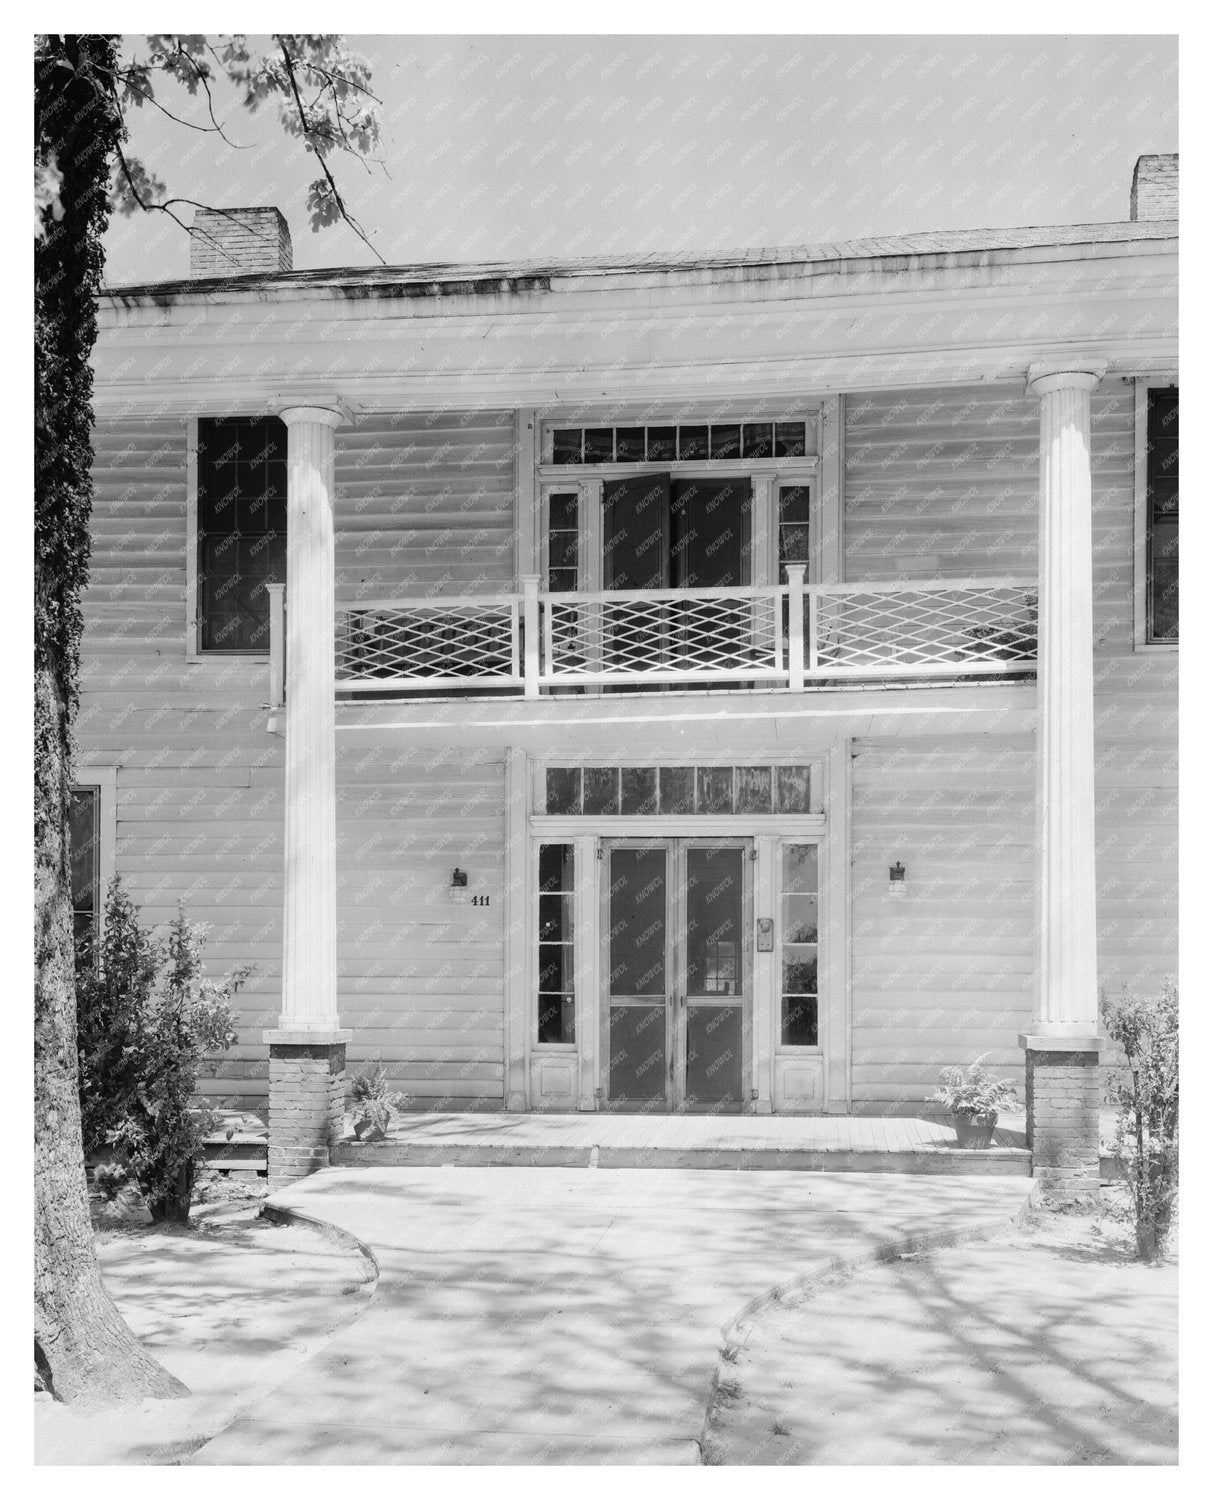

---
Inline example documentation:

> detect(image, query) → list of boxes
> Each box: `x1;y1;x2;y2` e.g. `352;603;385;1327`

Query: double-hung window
1145;388;1178;644
196;417;287;653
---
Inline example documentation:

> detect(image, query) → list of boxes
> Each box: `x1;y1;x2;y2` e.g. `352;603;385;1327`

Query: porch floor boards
331;1109;1036;1176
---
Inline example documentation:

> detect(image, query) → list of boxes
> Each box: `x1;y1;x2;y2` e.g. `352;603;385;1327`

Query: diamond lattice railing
544;589;784;682
812;582;1037;674
335;600;520;686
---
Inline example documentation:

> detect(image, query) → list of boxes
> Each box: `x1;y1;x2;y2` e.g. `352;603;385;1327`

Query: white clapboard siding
334;410;516;599
845;386;1177;1103
83;413;512;1108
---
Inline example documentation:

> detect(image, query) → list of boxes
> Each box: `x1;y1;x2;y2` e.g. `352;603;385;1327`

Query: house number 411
472;894;491;906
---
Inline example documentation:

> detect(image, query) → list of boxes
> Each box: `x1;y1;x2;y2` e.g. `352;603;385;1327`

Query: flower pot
951;1111;997;1149
353;1118;387;1143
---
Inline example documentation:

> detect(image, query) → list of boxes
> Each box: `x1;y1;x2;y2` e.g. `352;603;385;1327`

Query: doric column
1021;362;1107;1198
264;404;351;1188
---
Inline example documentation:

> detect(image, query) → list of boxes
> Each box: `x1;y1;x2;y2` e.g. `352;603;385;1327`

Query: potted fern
349;1065;405;1142
931;1059;1018;1149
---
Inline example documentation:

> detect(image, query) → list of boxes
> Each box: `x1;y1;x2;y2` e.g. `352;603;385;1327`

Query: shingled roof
102;217;1177;299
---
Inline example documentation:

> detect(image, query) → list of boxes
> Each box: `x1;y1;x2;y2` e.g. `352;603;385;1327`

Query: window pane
696;765;733;814
775;422;806;458
546;768;581;815
679;425;709;461
550;530;579;570
584;428;614;464
616;428;645;462
583;766;620;816
783;843;818;892
537;843;574;1044
658;766;695;815
608;847;667;996
686;845;742;995
198;417;286;653
647;426;676;462
539;842;574;892
781;995;818;1047
735;765;772;814
69;789;98;913
743;423;774;459
549;491;578;528
782;894;818;944
710;424;740;460
782;952;818;994
776;765;813;814
621;766;658;815
553;430;582;464
1147;389;1179;644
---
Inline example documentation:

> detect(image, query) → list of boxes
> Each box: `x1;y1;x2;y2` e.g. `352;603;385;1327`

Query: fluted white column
278;405;345;1030
1027;364;1106;1038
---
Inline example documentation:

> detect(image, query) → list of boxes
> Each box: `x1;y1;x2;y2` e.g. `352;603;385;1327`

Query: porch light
889;860;907;898
451;867;468;888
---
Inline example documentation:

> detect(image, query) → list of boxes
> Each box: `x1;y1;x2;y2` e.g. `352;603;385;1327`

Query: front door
602;838;751;1110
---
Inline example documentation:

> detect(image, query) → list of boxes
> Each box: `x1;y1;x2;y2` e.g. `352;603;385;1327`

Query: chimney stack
1130;154;1178;222
189;207;293;278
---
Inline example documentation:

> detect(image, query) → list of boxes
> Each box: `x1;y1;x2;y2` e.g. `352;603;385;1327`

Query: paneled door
602;839;752;1110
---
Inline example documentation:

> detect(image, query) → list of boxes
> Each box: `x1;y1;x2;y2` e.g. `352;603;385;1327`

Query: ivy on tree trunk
35;33;185;1405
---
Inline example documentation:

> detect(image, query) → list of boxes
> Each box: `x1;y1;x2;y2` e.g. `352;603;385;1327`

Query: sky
102;33;1179;285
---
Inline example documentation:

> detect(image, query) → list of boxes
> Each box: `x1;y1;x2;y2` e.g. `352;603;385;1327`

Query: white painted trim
503;746;530;1111
72;764;117;939
516;411;539;586
185;416;201;660
1133;376;1180;652
820;394;843;585
533;815;826;839
827;741;852;1110
752;835;777;1113
573;834;600;1109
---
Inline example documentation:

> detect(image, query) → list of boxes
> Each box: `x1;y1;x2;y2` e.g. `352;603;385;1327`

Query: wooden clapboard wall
334;410;516;599
845;385;1177;1104
82;412;514;1108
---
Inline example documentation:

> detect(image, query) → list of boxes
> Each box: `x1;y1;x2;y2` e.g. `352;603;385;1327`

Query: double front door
603;838;751;1111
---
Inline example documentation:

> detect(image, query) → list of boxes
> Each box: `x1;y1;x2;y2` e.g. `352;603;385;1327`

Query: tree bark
35;33;186;1405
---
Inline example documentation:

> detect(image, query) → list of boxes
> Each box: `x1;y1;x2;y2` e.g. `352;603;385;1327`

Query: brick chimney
188;207;293;278
1130;154;1178;222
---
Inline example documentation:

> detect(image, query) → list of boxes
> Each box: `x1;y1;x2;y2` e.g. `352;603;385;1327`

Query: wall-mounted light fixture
451;867;468;888
889;860;907;898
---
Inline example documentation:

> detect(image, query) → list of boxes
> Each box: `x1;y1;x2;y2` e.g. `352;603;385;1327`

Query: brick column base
1020;1034;1104;1200
264;1029;352;1191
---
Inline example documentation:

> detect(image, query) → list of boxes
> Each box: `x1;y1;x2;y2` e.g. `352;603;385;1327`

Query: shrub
77;882;245;1222
76;879;159;1159
1101;979;1178;1261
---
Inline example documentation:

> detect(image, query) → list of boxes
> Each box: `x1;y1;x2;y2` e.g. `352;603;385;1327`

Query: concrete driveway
191;1166;1029;1464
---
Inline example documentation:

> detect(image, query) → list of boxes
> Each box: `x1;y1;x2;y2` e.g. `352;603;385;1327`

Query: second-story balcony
324;571;1037;699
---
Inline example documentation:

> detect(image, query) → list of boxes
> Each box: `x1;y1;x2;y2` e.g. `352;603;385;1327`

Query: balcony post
267;581;285;708
1020;361;1107;1200
522;574;541;698
786;564;806;691
264;404;351;1190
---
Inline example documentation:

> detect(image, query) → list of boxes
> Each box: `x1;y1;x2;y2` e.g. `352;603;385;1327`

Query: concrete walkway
191;1166;1030;1465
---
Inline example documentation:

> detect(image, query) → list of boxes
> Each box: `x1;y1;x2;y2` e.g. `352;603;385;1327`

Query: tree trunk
35;33;186;1405
35;670;186;1403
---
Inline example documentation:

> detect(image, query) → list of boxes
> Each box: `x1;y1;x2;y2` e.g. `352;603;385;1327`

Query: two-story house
75;154;1178;1194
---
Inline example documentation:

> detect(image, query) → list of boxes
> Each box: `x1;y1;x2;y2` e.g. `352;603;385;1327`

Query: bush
1101;978;1178;1261
77;880;245;1222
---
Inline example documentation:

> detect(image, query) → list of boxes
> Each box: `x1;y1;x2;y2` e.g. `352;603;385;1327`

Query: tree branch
276;38;384;264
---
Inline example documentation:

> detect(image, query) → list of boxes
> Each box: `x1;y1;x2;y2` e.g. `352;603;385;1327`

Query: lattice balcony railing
544;587;785;685
328;575;1037;698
